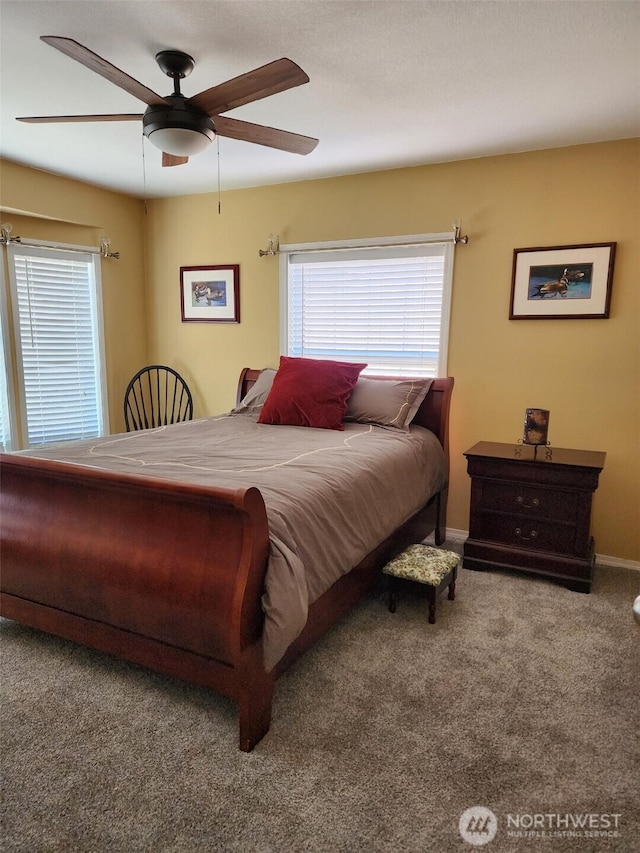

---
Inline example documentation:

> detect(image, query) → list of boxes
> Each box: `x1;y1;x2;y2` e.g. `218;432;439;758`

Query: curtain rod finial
259;234;280;257
100;239;120;260
453;223;469;244
0;223;21;244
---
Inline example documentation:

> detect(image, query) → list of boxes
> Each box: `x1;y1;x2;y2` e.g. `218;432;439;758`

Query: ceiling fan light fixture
147;126;212;157
142;99;216;157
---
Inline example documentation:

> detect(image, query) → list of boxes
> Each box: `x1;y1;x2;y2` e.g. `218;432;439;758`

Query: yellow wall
0;160;148;430
2;140;638;562
145;139;639;562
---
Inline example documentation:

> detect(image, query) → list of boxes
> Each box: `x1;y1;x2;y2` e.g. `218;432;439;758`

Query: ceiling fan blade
189;58;309;116
162;153;189;167
17;114;143;123
41;36;169;107
213;114;318;155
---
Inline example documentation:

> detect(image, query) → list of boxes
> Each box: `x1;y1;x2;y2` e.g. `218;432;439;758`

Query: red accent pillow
258;356;367;430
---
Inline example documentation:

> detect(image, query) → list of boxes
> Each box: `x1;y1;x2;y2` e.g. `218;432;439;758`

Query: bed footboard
0;453;273;751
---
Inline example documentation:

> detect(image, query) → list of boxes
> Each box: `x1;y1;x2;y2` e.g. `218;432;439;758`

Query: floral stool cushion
383;544;459;624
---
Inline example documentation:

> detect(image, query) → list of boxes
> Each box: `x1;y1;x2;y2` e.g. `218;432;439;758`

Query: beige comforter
23;413;447;669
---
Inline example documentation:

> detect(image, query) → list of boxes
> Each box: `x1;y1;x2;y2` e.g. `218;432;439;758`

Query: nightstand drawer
478;512;576;554
481;480;578;519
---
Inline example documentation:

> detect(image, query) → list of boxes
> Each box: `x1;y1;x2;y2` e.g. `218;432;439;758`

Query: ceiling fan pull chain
141;134;149;216
217;135;222;215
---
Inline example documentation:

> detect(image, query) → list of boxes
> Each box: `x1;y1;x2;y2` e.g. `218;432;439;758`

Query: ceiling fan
17;36;319;167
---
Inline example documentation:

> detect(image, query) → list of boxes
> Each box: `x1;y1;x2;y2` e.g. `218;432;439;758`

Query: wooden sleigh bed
0;367;454;751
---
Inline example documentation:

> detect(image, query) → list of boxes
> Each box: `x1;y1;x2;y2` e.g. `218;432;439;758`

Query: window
280;234;455;376
4;243;108;449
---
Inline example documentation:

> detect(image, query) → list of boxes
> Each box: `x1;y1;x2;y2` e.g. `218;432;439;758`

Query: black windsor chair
124;365;193;431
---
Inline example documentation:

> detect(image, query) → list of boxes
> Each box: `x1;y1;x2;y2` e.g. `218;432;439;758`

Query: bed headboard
237;367;454;457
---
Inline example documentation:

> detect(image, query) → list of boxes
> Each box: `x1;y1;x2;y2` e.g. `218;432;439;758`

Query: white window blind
8;244;107;446
282;238;454;376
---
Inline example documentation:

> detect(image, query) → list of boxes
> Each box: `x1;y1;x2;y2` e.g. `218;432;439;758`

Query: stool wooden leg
427;589;436;624
448;580;456;601
388;577;397;613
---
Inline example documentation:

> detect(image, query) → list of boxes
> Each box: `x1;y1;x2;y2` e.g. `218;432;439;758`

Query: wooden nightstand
463;441;606;593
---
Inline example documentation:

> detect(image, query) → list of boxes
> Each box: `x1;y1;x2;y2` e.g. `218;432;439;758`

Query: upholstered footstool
383;544;459;624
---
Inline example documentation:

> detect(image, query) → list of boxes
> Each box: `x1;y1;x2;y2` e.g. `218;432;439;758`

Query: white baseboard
595;554;640;572
444;528;640;572
443;528;468;545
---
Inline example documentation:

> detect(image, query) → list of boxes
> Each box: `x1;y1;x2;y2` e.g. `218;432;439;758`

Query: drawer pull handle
516;496;540;508
515;527;538;540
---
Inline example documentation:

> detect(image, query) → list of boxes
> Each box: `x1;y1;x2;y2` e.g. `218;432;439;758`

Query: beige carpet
1;551;638;852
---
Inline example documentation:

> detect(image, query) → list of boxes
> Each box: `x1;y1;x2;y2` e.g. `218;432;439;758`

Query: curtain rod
284;237;462;254
261;224;469;257
0;225;119;259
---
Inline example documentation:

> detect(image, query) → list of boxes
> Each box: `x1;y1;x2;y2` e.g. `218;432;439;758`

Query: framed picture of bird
509;243;616;319
180;264;240;323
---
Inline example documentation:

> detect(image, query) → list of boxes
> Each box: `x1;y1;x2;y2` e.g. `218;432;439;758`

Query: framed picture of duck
509;243;616;319
180;264;240;323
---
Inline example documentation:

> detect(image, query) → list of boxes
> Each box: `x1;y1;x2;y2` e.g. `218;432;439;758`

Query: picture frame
180;264;240;323
509;243;616;320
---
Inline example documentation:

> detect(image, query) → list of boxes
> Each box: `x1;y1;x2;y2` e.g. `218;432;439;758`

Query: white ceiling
1;1;639;200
